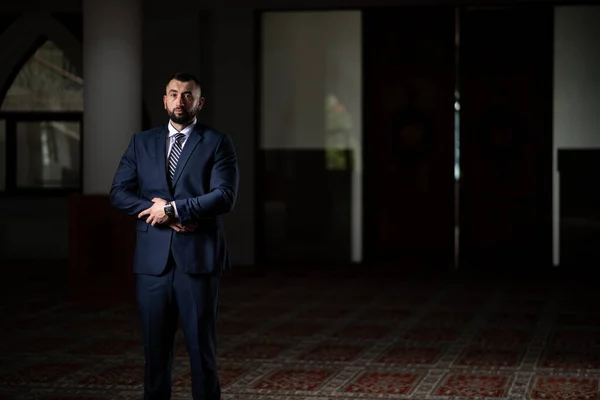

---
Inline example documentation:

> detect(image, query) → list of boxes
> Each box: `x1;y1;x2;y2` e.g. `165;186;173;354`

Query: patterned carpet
1;266;599;399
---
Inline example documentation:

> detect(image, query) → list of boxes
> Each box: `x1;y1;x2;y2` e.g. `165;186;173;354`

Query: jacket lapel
171;124;203;187
155;126;170;190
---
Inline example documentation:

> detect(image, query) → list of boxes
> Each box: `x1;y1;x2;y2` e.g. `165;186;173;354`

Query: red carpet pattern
1;272;600;399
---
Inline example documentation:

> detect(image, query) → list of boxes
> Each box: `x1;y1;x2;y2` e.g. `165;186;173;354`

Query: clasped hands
138;197;198;233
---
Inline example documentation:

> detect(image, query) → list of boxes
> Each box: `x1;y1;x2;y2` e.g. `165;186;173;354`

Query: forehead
166;79;198;94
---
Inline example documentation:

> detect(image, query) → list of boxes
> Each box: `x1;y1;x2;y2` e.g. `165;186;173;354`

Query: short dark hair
166;72;202;94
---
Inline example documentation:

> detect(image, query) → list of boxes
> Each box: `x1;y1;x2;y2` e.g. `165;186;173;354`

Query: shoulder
199;124;229;140
134;126;165;141
198;124;235;147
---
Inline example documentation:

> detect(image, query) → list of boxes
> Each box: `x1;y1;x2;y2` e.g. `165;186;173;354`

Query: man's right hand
168;221;198;233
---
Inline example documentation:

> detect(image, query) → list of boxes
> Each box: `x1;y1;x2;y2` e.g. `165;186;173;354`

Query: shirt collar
168;117;197;138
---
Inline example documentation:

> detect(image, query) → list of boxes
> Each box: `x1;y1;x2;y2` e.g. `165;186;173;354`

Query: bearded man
110;72;239;400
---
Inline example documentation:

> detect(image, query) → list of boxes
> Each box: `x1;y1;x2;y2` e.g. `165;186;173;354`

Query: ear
163;95;167;109
198;97;205;110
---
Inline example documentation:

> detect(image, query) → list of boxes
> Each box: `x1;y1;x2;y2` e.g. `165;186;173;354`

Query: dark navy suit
110;123;238;400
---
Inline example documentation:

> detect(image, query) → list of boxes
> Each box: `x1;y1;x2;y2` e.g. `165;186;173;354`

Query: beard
168;107;196;125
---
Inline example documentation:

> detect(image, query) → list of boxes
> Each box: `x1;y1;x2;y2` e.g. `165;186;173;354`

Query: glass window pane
16;121;80;189
260;11;362;263
0;120;5;191
1;40;83;112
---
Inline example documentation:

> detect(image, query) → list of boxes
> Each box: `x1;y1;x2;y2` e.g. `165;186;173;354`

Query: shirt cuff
172;201;179;218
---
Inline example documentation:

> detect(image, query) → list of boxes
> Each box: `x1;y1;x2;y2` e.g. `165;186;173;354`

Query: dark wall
362;7;456;269
458;6;554;269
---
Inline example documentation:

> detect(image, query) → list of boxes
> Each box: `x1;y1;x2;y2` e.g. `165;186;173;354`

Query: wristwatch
164;202;175;219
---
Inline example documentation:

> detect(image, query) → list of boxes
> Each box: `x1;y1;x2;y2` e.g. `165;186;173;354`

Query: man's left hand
138;197;169;226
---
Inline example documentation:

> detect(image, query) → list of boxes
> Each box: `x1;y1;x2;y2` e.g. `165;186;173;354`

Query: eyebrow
169;89;193;95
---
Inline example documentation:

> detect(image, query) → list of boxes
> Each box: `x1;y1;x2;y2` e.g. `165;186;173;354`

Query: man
110;72;238;400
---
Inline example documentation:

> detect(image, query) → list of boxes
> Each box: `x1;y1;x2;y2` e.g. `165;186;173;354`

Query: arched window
0;39;82;193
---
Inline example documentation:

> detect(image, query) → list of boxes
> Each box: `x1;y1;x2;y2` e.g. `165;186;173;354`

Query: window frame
0;111;83;197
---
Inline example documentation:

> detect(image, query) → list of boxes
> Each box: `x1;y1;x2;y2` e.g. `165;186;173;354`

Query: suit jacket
110;123;239;276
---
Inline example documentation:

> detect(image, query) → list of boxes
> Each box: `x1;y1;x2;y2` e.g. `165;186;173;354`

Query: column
70;0;142;302
83;0;142;194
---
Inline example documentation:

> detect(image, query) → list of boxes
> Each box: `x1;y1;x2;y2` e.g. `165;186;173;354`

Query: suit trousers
136;252;221;400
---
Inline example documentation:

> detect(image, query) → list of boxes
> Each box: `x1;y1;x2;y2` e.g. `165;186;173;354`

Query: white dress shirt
166;117;197;219
167;117;197;159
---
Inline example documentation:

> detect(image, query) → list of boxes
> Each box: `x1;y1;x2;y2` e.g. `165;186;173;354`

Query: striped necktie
168;133;186;185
